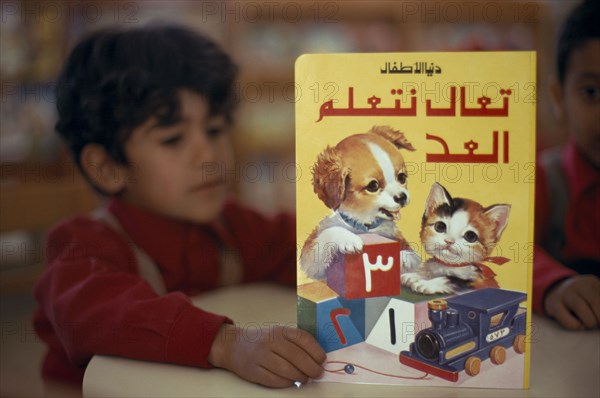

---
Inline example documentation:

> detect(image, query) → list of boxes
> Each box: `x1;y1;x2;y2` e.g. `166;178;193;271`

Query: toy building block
326;233;401;299
339;295;366;339
365;290;447;354
365;296;391;338
298;281;364;353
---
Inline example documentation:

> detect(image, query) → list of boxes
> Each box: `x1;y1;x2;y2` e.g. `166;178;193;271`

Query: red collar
432;256;510;279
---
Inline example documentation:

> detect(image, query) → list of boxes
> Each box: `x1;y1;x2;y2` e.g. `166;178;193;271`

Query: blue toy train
399;288;527;382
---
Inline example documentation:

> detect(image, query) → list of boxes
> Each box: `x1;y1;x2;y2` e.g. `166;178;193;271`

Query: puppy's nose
394;193;407;206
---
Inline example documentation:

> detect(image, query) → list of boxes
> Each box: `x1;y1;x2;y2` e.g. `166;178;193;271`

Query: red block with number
326;233;401;299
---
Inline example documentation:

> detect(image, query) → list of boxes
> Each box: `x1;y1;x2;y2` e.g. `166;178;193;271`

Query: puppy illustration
300;125;421;280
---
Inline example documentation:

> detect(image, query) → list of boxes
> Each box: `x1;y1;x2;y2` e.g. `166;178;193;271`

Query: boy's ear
80;144;128;194
550;77;565;120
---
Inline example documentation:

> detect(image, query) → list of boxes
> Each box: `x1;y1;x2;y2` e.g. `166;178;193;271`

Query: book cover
296;52;535;388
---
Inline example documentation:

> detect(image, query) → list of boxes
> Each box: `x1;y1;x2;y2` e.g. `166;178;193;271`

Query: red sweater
33;199;296;384
533;141;600;313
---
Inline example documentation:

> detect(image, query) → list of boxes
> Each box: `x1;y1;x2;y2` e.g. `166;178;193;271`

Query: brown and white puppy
300;125;421;280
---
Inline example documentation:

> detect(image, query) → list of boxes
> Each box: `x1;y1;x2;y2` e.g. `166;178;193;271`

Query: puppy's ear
312;146;349;210
370;125;415;151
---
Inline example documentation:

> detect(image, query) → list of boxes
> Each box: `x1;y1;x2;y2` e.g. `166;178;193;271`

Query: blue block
339;296;366;339
316;296;364;352
298;282;364;353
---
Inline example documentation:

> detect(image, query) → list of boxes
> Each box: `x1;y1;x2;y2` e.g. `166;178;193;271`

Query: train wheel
464;356;481;376
490;346;506;365
513;334;526;354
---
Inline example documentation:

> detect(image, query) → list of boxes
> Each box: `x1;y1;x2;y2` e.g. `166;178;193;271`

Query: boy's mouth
189;179;225;192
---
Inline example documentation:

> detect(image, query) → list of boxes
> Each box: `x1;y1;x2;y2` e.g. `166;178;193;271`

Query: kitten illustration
401;182;511;295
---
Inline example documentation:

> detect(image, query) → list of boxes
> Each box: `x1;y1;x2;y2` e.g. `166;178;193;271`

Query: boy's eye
206;117;228;138
161;134;183;146
207;127;224;138
580;86;600;101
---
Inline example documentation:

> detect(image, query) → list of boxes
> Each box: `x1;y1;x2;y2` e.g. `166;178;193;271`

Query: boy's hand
208;323;326;388
544;275;600;330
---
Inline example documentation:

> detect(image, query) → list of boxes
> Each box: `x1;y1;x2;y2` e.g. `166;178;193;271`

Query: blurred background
0;0;580;396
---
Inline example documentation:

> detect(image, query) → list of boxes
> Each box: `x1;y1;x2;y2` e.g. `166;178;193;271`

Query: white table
83;283;600;397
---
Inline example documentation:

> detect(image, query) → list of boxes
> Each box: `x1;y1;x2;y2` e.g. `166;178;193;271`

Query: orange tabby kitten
402;183;511;294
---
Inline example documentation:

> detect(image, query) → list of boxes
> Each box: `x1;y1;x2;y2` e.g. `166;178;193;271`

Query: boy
534;0;600;330
33;25;325;388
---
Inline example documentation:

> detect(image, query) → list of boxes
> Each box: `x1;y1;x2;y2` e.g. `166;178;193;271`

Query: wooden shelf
1;176;97;234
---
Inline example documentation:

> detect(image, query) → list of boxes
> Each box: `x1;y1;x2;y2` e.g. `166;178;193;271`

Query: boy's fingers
262;351;309;384
554;301;584;330
587;295;600;327
568;298;597;329
255;365;297;388
572;292;600;328
273;341;324;379
581;279;600;326
284;328;327;364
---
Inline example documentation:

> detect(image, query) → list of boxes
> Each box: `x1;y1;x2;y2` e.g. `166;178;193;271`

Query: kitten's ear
484;204;511;239
426;183;451;213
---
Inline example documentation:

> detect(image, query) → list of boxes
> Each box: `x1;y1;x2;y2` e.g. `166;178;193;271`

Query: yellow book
296;52;535;388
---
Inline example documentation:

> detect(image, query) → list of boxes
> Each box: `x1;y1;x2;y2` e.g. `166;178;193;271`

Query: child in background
33;25;325;388
534;0;600;330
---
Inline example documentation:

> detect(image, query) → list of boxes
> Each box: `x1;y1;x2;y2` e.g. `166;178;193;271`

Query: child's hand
208;323;326;388
544;275;600;330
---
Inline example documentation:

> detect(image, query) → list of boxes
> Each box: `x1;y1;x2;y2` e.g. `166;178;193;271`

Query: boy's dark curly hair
55;24;238;169
556;0;600;85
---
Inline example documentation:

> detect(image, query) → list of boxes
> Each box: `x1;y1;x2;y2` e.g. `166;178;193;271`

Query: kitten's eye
434;221;446;233
365;180;380;193
397;172;407;184
464;231;478;243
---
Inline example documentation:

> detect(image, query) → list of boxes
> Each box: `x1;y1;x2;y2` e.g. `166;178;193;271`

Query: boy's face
119;89;234;223
555;39;600;168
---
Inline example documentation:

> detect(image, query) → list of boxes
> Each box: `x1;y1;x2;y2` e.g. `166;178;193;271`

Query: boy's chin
184;201;227;224
151;197;227;224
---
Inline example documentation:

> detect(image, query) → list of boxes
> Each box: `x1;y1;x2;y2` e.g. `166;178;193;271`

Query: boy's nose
191;131;217;165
